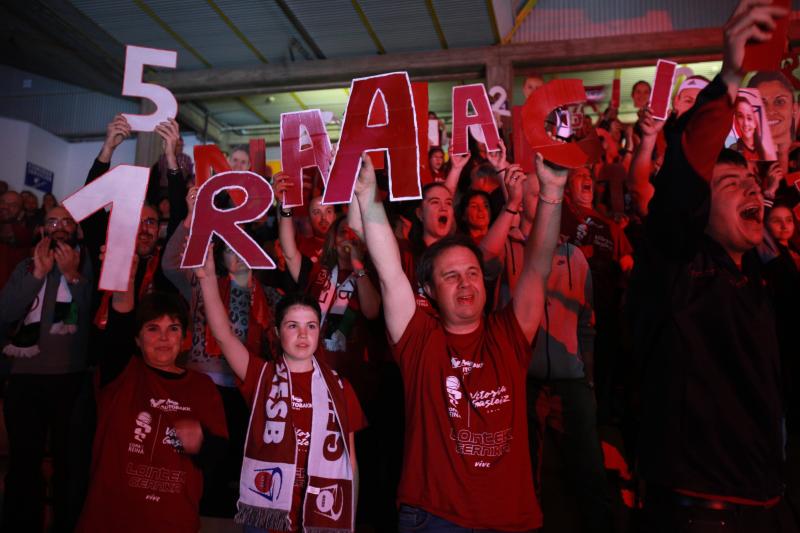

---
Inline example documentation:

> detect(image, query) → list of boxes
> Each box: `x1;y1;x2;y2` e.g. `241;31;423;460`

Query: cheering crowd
1;1;800;532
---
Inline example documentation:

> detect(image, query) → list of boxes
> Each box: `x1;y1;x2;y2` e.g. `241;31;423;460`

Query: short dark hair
457;189;494;232
229;144;250;157
135;292;188;335
416;234;484;290
428;146;444;158
631;80;651;95
716;148;748;169
275;293;322;327
748;71;794;94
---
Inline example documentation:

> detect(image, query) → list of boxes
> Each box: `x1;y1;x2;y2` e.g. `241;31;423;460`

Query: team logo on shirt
313;482;344;521
149;398;191;413
292;394;312;410
295;428;311;448
128;411;152;454
450;357;484;375
445;376;462;419
251;467;283;501
162;427;182;450
470;386;510;412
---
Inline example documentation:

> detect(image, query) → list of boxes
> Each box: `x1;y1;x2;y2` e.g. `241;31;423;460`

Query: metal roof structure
1;1;799;144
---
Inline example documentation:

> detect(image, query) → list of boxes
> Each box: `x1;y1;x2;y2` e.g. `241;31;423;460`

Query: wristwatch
279;207;293;218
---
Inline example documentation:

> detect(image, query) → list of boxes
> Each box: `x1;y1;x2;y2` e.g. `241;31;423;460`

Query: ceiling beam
151;24;800;100
274;0;326;60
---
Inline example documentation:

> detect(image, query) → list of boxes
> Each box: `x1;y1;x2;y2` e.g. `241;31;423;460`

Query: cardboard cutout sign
726;87;778;161
121;45;178;132
181;171;275;269
428;119;440;147
649;60;678;120
194;144;231;186
62;165;149;291
451;84;501;155
280;109;332;208
742;0;790;72
522;79;603;168
323;72;420;205
512;105;535;173
610;78;621;109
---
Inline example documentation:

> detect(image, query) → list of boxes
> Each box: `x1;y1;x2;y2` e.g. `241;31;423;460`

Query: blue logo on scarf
250;467;283;501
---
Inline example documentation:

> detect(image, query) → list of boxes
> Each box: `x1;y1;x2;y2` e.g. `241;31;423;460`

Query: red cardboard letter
451;84;501;156
62;165;149;291
249;138;267;178
512;106;535;173
649;59;678;120
194;144;231;186
280;109;332;208
324;72;420;204
122;45;178;132
181;171;275;269
522;79;603;168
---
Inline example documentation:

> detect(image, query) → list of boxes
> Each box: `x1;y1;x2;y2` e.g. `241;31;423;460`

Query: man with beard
296;193;336;263
631;1;797;530
0;190;34;290
82;114;177;321
0;205;94;532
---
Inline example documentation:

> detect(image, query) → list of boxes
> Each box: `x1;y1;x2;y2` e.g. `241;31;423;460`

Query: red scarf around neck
94;248;161;330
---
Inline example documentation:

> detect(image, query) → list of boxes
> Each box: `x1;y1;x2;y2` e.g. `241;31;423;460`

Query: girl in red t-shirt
197;249;365;532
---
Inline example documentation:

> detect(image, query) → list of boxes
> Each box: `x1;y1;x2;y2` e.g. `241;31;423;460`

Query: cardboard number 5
122;45;178;132
61;165;150;291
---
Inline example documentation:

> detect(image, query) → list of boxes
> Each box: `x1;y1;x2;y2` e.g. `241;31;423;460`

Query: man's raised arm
512;154;567;343
353;153;415;344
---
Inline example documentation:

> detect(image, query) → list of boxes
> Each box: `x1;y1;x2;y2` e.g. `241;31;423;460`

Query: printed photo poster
725;88;778;162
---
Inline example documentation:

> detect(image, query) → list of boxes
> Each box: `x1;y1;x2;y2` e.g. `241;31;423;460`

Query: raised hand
448;147;471;171
33;237;54;280
185;186;199;219
504;164;527;211
193;242;216;280
272;173;294;205
638;106;667;136
535;153;568;199
354;152;377;198
99;114;132;163
723;0;788;81
763;160;784;200
486;139;508;171
155;118;181;169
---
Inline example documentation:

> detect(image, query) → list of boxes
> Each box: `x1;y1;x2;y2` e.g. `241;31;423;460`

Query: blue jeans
398;504;530;532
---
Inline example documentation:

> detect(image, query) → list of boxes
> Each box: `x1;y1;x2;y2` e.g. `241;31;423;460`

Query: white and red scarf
236;356;354;532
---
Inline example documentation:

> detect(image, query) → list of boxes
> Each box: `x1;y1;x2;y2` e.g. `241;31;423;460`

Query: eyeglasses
44;217;77;229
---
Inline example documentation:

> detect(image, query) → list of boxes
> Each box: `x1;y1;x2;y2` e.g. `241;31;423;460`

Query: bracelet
538;193;563;205
279;207;293;218
505;207;520;216
355;269;367;279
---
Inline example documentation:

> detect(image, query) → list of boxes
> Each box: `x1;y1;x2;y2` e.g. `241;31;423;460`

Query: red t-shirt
78;357;227;533
391;304;541;530
240;356;367;532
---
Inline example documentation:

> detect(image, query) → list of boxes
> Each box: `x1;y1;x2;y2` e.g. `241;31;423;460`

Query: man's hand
33;237;54;280
54;241;80;280
155;118;181;170
487;139;508;171
535;153;568;199
99;114;132;163
763;160;784;199
174;419;204;455
722;0;788;86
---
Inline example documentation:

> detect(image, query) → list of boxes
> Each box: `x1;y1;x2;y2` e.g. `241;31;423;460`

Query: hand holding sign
723;0;789;81
154;119;181;169
121;45;178;132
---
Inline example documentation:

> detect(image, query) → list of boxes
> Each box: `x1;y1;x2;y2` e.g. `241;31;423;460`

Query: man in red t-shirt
352;151;566;531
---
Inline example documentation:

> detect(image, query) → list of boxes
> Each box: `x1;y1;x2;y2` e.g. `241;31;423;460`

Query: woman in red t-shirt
77;257;228;533
197;249;366;532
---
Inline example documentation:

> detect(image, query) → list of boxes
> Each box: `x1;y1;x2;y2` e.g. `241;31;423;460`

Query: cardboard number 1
122;45;178;132
61;165;149;291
